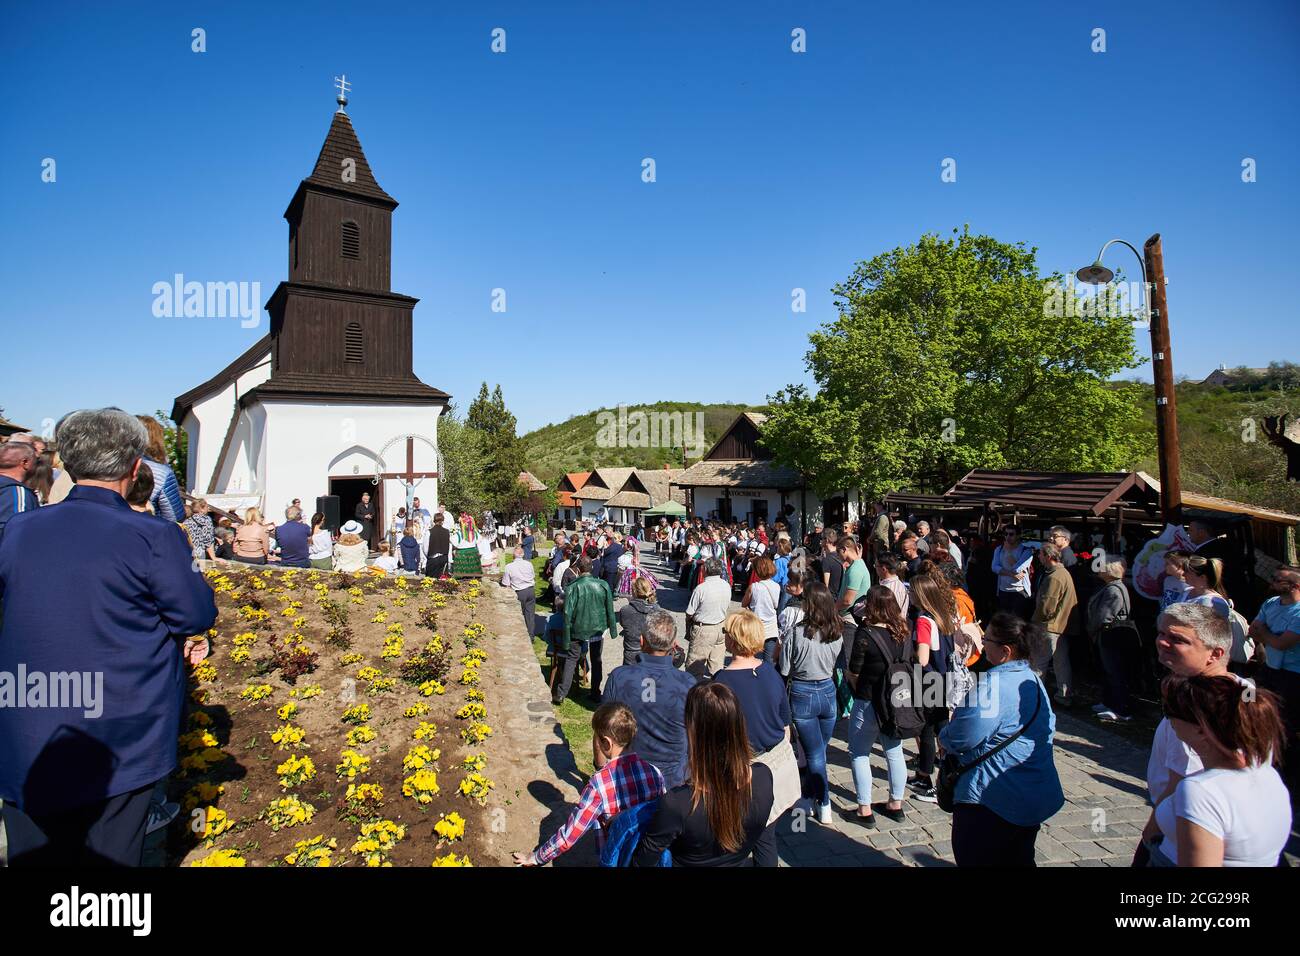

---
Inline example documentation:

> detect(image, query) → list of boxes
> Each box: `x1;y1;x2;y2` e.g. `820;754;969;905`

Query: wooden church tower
257;83;447;406
173;81;447;526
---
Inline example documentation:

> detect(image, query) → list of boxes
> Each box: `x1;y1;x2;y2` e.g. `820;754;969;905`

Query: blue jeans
846;698;906;806
790;678;838;806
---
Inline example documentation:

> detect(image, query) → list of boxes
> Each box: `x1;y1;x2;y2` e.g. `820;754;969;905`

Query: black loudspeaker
317;495;341;532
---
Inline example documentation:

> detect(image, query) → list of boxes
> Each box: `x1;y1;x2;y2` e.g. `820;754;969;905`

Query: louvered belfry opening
344;321;363;364
340;220;360;259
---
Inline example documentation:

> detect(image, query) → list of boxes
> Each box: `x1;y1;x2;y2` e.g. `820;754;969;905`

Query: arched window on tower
341;220;360;259
345;322;363;364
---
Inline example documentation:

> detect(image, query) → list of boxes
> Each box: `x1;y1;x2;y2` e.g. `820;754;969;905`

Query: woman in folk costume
451;513;484;576
696;528;734;589
617;535;654;596
477;516;500;573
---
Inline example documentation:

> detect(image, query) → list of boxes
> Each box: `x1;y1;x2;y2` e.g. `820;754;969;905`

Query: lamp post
1077;234;1182;525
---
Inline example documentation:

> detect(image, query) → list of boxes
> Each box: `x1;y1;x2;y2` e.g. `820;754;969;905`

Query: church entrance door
330;476;383;549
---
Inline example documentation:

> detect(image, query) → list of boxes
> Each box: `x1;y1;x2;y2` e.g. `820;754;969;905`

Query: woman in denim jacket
940;612;1064;866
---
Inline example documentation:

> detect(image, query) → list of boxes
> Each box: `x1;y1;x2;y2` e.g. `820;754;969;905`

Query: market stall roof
1136;472;1300;525
885;491;979;512
942;469;1154;517
642;500;688;517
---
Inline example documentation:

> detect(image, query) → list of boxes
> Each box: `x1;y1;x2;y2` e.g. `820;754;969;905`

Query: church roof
241;372;449;406
301;110;396;206
171;334;272;424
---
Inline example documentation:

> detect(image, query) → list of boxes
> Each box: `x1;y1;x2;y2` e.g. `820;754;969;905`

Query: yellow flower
346;726;376;747
403;702;430;718
183;782;224;811
433;812;466;842
402;768;441;804
270;723;306;749
276;702;298;721
264;796;316;830
341;703;371;725
191;848;246;867
276;754;316;789
284;835;336;867
430;852;472;867
455;701;488;721
458;772;495;803
240;684;274;702
412;721;438;741
199;805;233;840
335;749;371;780
418;680;445;697
460;721;493;745
402;745;440;771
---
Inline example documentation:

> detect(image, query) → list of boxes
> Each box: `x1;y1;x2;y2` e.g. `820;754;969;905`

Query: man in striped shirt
515;703;665;866
0;440;40;547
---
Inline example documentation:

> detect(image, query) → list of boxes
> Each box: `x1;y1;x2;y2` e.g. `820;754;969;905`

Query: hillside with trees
519;403;761;486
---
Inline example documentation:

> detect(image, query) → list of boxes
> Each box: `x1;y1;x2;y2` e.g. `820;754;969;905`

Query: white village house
174;91;448;531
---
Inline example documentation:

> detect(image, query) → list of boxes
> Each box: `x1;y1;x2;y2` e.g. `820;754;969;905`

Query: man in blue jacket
603;610;696;789
0;408;218;866
0;439;41;547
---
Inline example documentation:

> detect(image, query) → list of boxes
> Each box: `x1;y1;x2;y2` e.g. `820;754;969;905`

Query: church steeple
255;90;447;406
302;110;396;207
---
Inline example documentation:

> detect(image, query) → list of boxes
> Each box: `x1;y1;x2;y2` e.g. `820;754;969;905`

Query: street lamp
1077;234;1182;524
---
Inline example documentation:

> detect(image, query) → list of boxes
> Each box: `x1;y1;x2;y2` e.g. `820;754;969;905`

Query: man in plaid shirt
515;702;665;866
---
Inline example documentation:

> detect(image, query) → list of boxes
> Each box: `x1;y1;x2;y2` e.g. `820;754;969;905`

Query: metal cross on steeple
334;74;351;113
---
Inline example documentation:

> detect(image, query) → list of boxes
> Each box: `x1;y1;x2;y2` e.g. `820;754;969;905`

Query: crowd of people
520;504;1298;868
1;411;1296;868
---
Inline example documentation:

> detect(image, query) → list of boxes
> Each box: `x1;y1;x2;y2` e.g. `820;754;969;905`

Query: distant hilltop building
1201;365;1271;387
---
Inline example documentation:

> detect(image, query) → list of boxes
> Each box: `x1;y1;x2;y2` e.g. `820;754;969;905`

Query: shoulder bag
936;683;1042;813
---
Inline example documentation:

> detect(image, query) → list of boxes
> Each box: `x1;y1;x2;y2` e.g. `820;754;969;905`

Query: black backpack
864;625;927;739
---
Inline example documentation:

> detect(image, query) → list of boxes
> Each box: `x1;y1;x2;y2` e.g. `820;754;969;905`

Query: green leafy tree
466;383;526;514
763;228;1151;498
437;403;488;517
154;409;188;487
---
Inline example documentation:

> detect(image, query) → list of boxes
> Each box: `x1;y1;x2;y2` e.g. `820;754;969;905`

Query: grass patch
526;550;596;777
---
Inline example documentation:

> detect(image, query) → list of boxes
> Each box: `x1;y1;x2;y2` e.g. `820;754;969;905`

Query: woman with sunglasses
940;612;1063;866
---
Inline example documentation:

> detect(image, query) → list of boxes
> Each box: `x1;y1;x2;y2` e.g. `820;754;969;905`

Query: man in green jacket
1032;542;1078;705
554;556;619;705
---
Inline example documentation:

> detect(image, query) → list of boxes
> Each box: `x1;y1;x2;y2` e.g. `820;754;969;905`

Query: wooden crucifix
377;437;440;519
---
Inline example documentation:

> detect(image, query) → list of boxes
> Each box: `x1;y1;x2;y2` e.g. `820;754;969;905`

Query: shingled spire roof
302;110;396;206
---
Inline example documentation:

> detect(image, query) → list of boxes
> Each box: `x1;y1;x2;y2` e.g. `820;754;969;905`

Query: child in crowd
399;528;422;575
514;703;665;866
1161;550;1192;611
372;541;400;574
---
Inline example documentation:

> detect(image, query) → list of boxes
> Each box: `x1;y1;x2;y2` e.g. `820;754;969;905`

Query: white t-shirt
1146;672;1252;803
308;530;333;559
372;554;399;573
1154;763;1292;866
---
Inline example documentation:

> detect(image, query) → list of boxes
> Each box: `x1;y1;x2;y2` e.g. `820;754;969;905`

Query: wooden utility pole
1143;234;1183;524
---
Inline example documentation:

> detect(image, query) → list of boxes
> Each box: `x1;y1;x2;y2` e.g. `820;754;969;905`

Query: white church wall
260;401;442;532
211;404;268;503
183;351;271;493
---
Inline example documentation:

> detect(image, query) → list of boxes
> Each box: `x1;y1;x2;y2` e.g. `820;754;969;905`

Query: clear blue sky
2;0;1296;435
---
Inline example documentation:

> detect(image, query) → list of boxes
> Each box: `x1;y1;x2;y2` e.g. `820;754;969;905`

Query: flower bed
174;568;496;867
